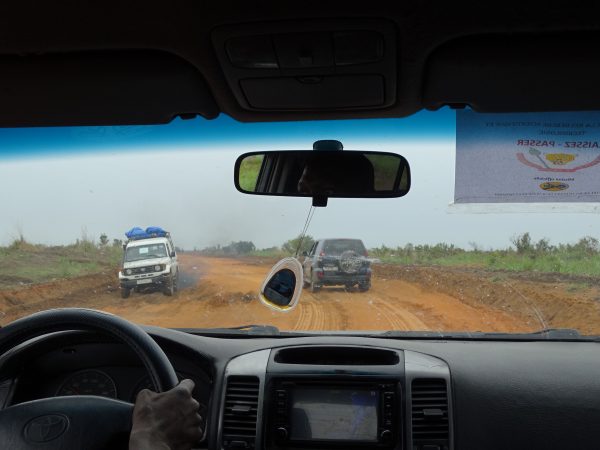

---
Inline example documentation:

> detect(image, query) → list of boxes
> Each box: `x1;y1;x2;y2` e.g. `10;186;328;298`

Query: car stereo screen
290;387;378;442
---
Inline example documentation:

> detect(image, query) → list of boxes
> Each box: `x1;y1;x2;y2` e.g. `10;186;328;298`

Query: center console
219;345;452;450
265;346;403;450
269;379;398;448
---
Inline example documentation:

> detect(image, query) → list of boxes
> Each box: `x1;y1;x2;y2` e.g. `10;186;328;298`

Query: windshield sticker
139;247;149;254
455;111;600;203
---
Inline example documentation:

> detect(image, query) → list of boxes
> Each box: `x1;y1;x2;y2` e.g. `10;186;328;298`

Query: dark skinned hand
129;379;204;450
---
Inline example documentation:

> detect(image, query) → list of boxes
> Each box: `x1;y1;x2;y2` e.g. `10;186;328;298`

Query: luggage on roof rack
125;226;169;240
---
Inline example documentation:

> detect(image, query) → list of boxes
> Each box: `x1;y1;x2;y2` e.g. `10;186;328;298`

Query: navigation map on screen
290;388;378;442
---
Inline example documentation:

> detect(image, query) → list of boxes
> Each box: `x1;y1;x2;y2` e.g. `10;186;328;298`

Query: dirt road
2;254;599;333
0;253;560;332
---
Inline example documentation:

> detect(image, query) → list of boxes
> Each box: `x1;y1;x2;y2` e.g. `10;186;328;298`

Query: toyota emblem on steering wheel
24;414;69;443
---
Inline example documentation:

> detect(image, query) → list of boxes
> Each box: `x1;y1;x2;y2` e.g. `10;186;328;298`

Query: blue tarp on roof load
145;226;167;236
125;226;168;240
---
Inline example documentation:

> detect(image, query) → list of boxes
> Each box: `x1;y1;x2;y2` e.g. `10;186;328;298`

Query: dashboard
0;332;212;411
1;328;600;450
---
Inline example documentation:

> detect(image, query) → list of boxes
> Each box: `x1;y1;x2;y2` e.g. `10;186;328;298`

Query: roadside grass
0;239;122;289
205;234;600;278
250;248;287;259
8;231;600;290
374;249;600;277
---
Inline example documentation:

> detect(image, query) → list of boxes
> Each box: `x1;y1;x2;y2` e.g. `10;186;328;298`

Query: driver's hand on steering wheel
129;379;204;450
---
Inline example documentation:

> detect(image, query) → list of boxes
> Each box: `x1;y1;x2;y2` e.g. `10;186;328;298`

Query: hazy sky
2;111;600;249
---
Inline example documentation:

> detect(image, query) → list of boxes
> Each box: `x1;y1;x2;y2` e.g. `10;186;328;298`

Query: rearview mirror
235;150;410;199
259;258;303;312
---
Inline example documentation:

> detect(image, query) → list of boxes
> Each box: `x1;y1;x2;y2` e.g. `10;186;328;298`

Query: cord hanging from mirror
294;205;316;258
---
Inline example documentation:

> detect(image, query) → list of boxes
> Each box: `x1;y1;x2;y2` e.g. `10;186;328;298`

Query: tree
231;241;256;254
282;235;315;255
112;238;123;248
99;233;109;246
573;236;599;255
511;232;532;254
534;238;552;254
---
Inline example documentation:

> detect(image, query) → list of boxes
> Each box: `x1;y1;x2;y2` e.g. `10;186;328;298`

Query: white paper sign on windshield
455;111;600;203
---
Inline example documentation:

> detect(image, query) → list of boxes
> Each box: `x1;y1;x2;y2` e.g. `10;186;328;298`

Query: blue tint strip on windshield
0;109;454;160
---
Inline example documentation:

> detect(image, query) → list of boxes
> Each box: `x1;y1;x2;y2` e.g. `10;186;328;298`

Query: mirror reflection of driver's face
298;163;334;195
297;153;375;195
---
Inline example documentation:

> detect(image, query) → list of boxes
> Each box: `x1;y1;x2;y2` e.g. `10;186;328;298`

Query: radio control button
380;429;393;443
276;426;289;440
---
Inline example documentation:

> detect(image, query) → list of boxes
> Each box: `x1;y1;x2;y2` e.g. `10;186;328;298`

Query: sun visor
0;51;219;127
424;33;600;113
454;110;600;205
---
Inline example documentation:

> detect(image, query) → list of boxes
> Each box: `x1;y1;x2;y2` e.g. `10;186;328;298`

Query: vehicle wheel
134;286;141;293
163;276;175;296
303;269;312;288
121;288;131;299
358;283;370;292
345;283;354;291
173;272;179;292
303;274;311;287
310;276;321;293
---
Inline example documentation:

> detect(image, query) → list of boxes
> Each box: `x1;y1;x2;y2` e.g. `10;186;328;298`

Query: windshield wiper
176;324;295;337
227;324;281;335
376;328;600;341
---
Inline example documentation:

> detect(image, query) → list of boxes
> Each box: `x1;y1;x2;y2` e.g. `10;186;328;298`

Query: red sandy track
2;254;599;334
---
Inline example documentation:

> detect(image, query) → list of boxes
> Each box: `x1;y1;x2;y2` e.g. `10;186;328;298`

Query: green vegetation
199;241;257;257
281;234;315;256
199;235;314;258
201;233;600;277
6;231;600;290
0;235;123;289
238;155;264;191
370;233;600;277
251;247;287;258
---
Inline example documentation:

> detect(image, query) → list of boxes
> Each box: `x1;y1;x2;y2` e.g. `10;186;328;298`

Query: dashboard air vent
411;378;449;446
274;346;399;365
222;376;260;448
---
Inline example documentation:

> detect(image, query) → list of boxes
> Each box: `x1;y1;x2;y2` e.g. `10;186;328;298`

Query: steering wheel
0;308;178;449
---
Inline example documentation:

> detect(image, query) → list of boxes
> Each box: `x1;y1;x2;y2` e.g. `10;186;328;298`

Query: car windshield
1;110;600;337
321;240;366;256
125;244;168;262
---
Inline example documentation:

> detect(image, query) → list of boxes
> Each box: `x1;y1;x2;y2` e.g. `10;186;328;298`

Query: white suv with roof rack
118;227;179;298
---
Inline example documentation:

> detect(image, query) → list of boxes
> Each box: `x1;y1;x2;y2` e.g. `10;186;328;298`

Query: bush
511;232;532;254
282;235;315;256
200;241;256;256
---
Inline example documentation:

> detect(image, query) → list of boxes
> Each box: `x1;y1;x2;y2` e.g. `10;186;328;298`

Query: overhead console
218;346;452;450
212;20;397;112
